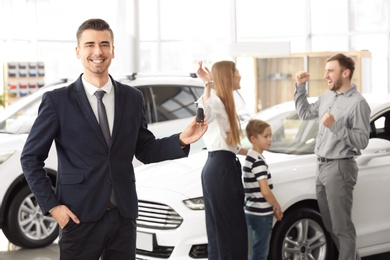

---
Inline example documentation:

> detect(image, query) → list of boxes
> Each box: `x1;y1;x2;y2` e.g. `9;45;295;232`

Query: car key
196;107;204;123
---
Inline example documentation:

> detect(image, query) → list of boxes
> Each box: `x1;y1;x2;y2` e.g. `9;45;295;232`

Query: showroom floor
0;230;388;260
0;230;58;259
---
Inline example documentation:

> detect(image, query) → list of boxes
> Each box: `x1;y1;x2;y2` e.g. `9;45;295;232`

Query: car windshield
0;95;41;134
240;107;319;155
0;88;318;156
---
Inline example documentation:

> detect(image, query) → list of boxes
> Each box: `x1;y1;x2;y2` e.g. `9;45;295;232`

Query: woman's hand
197;61;212;83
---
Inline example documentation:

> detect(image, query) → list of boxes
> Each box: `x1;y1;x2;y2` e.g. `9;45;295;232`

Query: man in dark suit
20;18;207;260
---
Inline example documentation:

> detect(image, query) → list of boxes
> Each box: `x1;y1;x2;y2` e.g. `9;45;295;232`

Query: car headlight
0;150;16;164
183;197;204;210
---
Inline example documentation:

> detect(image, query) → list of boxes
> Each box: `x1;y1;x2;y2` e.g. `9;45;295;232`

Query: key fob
196;107;204;123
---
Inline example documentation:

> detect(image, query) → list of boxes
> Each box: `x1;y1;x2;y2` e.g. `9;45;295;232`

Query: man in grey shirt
294;53;371;260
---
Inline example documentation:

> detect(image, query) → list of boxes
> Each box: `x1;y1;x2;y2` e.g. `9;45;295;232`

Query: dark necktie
94;91;111;146
94;91;116;206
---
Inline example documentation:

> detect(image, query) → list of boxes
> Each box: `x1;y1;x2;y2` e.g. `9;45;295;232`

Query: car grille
137;200;183;230
136;244;209;259
189;244;208;258
136;246;174;259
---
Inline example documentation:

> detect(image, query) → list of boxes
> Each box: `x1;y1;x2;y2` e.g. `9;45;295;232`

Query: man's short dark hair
326;53;355;80
76;18;114;45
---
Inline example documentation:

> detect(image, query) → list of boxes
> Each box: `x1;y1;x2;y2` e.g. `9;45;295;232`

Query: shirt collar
82;76;113;96
333;84;357;97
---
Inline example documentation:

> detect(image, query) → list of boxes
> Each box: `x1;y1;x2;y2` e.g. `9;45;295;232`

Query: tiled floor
0;244;58;260
0;230;58;260
0;230;388;259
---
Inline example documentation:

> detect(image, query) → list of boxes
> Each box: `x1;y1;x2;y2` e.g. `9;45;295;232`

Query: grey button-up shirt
294;83;371;158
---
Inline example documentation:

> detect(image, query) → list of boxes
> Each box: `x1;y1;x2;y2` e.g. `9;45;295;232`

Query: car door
353;109;390;250
150;85;203;122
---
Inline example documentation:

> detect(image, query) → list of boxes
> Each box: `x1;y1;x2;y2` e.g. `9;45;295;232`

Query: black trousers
201;150;248;260
58;208;136;260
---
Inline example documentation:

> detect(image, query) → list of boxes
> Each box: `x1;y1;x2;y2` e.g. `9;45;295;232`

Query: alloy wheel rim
282;218;327;260
17;194;57;241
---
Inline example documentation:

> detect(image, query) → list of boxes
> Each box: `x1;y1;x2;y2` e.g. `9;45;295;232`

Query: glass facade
0;0;389;97
138;0;390;95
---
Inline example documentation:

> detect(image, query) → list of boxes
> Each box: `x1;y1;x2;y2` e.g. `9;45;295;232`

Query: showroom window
1;0;390;99
139;0;231;72
138;0;390;96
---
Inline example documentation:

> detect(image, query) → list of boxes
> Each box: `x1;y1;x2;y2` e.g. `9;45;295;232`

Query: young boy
243;119;283;260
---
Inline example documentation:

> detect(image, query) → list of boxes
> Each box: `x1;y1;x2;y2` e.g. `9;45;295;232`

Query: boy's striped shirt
243;149;273;216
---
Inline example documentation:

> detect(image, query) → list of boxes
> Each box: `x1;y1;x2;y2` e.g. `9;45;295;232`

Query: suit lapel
111;77;125;145
72;76;109;148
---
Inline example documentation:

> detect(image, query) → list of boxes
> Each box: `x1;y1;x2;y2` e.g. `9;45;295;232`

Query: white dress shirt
196;90;240;154
82;76;114;135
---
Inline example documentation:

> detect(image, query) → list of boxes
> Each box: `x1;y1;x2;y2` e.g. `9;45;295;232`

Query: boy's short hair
245;119;270;142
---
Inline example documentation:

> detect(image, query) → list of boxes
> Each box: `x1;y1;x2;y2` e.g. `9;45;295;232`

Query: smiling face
324;60;350;93
233;69;241;90
76;29;115;81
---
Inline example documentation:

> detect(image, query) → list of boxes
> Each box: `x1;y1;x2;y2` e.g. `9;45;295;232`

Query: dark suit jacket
21;75;189;222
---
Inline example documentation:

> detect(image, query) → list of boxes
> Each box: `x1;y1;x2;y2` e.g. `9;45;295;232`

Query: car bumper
135;186;207;259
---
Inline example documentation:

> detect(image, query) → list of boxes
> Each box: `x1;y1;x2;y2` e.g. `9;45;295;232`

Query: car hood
135;150;207;198
134;149;299;199
0;133;27;150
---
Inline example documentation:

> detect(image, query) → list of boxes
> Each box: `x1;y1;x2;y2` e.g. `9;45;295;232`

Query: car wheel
269;207;335;260
2;185;59;248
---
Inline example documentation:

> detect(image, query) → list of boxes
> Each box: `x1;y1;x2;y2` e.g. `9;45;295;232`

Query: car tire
2;185;58;248
268;207;336;260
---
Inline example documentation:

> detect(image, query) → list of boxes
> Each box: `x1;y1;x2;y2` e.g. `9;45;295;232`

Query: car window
240;106;390;155
0;97;41;134
150;85;203;122
0;83;204;133
241;110;319;155
371;111;390;141
136;87;156;124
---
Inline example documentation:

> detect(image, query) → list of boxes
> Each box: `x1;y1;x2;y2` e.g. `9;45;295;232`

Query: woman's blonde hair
211;61;242;146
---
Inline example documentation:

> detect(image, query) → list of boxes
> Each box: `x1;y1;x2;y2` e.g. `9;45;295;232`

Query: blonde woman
197;61;248;260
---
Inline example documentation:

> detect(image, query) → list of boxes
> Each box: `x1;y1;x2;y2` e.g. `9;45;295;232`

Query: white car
0;73;207;248
133;96;390;260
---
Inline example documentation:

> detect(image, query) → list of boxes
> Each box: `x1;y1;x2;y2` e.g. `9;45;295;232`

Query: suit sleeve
20;92;60;214
132;90;189;164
